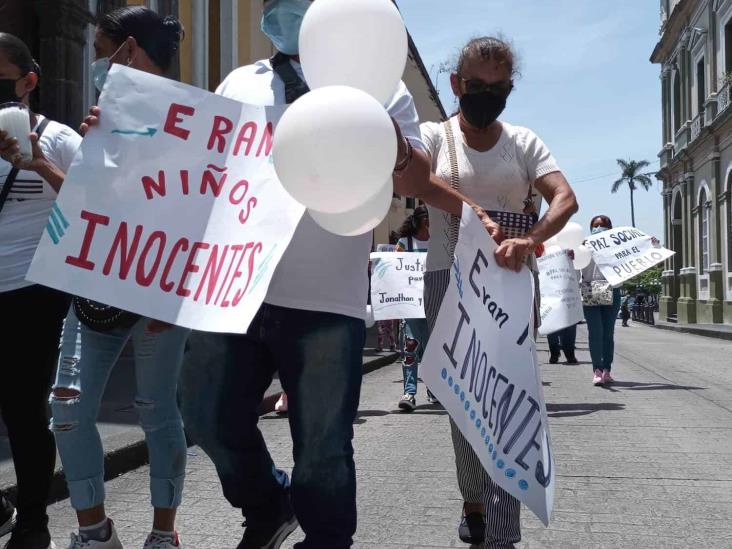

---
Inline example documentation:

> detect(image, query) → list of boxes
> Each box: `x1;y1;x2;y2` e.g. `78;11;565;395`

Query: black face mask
459;90;507;130
0;78;22;104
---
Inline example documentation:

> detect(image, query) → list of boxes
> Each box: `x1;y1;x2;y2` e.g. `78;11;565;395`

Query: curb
653;323;732;341
2;352;401;505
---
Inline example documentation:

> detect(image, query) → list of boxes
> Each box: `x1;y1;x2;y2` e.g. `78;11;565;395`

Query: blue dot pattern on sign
465;401;470;411
505;469;516;479
476;419;481;429
470;410;476;420
496;459;505;469
492;450;497;460
454;384;460;395
460;391;465;402
485;436;490;445
519;480;529;491
481;427;486;437
489;443;494;453
441;368;448;379
448;377;453;387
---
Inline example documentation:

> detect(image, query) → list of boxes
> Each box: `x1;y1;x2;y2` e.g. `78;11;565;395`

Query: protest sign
27;65;305;334
537;250;584;335
584;226;674;286
369;252;426;320
421;205;554;525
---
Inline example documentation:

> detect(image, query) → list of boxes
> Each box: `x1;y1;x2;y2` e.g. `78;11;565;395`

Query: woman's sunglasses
457;76;513;96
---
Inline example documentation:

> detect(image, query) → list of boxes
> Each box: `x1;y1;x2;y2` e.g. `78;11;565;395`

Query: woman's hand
473;206;504;244
0;129;49;172
495;236;538;272
146;319;174;333
79;106;101;137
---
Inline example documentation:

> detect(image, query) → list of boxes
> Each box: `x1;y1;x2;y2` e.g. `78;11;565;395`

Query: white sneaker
142;532;180;549
66;520;123;549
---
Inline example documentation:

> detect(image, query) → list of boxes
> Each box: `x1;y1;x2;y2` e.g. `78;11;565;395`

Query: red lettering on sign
200;165;228;197
160;237;189;292
135;230;167;287
164;103;195;141
194;244;229;304
207;115;234;153
256;122;273;157
65;210;110;270
232;242;263;306
102;222;143;279
221;242;255;307
141;171;166;200
234;121;258;156
176;241;210;297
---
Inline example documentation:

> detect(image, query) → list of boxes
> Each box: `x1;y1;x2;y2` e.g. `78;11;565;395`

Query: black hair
0;32;41;77
456;36;519;78
590;215;613;229
399;205;429;238
98;7;184;72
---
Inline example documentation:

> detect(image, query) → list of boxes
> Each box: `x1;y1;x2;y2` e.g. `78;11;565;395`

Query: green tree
612;159;654;227
623;266;663;296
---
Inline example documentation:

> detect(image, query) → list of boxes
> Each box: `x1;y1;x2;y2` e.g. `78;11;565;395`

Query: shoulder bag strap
0;116;51;217
271;52;310;104
443;119;461;259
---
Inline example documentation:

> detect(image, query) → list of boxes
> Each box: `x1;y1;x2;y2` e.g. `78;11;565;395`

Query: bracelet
393;136;413;175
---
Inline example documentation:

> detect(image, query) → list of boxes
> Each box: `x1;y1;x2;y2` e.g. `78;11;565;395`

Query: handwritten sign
584;226;674;286
27;65;305;334
421;205;554;525
369;252;426;320
537;250;584;335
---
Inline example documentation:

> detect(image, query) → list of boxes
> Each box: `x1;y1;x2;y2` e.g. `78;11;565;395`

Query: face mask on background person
261;0;311;56
0;77;23;104
459;90;507;130
591;226;608;234
90;41;128;93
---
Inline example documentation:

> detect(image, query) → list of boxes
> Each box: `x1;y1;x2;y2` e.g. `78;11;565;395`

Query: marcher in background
621;295;631;327
0;32;82;549
50;8;188;549
420;36;578;548
581;214;622;386
395;207;430;411
547;324;579;364
375;233;401;352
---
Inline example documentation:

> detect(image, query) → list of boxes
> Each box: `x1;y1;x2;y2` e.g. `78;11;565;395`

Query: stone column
678;175;698;323
660;188;676;320
32;0;93;128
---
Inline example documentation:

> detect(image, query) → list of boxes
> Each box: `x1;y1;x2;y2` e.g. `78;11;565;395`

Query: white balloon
273;85;397;214
544;236;559;249
573;245;592;270
309;180;393;236
299;0;408;105
543;245;562;255
365;304;375;328
556;222;585;250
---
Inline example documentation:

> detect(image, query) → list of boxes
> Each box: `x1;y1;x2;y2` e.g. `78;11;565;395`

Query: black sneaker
2;523;55;549
398;394;416;412
549;352;560;364
237;510;298;549
564;351;579;365
0;496;16;539
458;512;485;544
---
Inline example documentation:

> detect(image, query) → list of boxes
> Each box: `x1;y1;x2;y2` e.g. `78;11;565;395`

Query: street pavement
37;321;732;548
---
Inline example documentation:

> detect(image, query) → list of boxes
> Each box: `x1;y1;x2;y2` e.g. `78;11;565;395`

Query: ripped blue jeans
51;308;189;511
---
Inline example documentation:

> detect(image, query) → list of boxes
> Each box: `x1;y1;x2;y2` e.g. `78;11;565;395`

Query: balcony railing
690;112;704;142
718;82;731;116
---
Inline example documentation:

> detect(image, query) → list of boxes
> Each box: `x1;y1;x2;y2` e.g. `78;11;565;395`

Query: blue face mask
261;0;311;55
90;42;127;93
591;226;608;235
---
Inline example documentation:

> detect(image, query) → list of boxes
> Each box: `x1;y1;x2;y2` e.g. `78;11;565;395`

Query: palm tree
612;159;654;227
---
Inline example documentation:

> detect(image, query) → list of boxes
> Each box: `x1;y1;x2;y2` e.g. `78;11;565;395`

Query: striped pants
424;269;521;548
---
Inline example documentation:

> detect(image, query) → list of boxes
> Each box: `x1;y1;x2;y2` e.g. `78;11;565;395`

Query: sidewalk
40;320;732;548
654;317;732;341
0;330;398;503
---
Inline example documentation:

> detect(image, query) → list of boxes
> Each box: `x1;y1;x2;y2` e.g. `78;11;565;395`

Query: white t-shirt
421;116;560;271
396;236;428;252
0;117;81;292
217;59;426;319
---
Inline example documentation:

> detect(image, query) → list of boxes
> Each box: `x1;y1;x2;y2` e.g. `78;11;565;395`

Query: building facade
0;0;444;247
652;0;732;324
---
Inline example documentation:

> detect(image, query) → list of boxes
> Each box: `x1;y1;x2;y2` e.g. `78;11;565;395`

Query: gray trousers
424;269;521;548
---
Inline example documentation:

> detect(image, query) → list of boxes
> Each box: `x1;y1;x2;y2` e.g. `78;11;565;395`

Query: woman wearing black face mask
420;37;577;548
0;33;81;549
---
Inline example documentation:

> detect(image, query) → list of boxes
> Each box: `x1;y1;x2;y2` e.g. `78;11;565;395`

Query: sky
398;0;664;240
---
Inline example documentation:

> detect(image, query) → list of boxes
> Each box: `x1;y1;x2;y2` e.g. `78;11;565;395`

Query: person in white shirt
0;33;81;549
420;37;577;548
177;2;503;548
